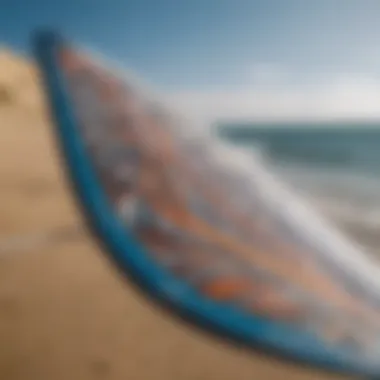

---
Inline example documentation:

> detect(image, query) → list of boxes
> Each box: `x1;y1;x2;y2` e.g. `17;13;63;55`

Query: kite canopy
33;29;380;378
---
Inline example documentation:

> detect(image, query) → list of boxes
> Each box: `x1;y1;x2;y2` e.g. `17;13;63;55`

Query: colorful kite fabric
33;30;380;378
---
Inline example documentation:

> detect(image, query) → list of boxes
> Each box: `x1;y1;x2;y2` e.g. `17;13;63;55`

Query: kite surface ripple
33;30;380;378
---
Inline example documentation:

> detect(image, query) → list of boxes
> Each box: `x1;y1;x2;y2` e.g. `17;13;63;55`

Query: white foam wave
312;198;380;230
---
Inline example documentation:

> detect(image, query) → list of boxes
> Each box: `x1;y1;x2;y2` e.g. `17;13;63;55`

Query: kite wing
33;29;380;378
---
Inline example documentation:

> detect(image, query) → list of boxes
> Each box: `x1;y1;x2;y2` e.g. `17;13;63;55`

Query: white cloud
164;71;380;124
247;63;290;87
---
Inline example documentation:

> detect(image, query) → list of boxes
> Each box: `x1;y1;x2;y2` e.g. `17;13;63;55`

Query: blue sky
1;0;380;120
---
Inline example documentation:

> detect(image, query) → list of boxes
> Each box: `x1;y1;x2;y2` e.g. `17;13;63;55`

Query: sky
1;0;380;122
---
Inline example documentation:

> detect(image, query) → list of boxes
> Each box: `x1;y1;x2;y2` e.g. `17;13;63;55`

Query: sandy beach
0;51;353;380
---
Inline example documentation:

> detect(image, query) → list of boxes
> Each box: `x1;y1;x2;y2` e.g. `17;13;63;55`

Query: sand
0;51;353;380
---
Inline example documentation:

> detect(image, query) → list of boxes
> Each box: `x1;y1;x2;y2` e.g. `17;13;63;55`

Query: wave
264;162;380;256
315;199;380;229
219;124;380;177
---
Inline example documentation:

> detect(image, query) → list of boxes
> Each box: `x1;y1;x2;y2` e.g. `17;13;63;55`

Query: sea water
218;123;380;258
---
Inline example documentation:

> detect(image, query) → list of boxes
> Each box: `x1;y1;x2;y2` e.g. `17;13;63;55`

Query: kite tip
30;27;63;53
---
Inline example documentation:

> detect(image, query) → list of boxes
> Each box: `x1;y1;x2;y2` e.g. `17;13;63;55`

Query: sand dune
0;50;353;380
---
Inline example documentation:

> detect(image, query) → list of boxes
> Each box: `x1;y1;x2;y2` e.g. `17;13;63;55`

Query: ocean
218;122;380;258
